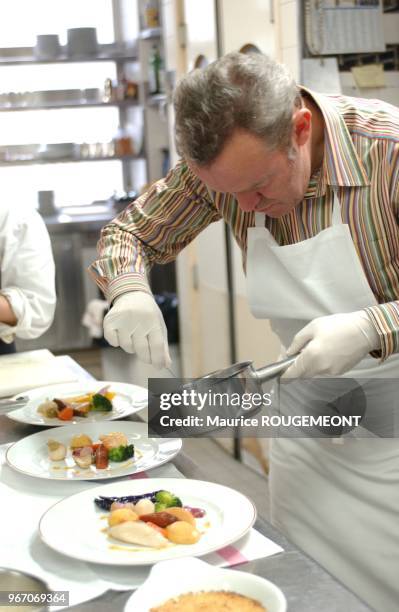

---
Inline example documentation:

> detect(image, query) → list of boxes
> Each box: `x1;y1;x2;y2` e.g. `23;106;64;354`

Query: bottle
125;79;139;100
114;126;134;157
144;0;160;28
103;78;113;103
116;74;126;101
149;45;163;95
117;71;139;101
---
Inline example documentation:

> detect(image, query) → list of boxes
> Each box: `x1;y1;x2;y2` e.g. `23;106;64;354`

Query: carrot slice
58;407;74;421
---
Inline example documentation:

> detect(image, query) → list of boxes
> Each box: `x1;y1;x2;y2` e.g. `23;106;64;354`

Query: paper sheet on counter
0;349;78;397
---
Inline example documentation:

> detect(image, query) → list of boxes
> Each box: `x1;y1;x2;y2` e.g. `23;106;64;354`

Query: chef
0;202;56;353
90;52;399;610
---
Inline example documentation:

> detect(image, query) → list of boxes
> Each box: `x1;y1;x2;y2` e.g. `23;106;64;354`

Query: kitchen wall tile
280;1;299;49
282;45;300;80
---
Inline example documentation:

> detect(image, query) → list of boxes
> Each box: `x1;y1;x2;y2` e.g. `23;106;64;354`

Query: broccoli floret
91;393;113;412
108;444;134;462
154;490;182;512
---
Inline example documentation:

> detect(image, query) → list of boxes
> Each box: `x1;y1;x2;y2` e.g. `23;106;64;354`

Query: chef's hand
103;291;171;369
283;311;380;378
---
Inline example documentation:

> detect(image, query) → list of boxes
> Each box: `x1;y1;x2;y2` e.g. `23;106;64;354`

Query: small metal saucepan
0;567;49;611
186;354;297;418
197;355;297;388
0;396;28;414
149;355;297;437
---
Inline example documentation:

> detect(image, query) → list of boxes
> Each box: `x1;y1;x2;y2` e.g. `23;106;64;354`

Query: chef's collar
301;87;370;200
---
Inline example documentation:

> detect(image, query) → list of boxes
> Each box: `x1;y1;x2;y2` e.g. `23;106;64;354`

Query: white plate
125;557;287;612
7;381;147;426
6;421;181;481
39;478;256;565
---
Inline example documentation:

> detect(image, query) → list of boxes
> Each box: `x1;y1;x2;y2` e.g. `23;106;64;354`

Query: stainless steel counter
43;211;115;235
1;406;372;611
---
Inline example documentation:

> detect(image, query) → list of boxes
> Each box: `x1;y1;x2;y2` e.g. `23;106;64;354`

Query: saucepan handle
253;354;299;385
0;396;28;413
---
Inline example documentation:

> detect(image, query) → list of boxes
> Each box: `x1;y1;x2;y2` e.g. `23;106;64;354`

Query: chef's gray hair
173;52;300;166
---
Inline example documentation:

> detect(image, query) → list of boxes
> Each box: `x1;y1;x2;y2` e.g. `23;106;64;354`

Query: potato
134;498;155;516
70;434;93;449
47;440;67;461
108;508;138;527
38;400;58;418
165;507;196;526
165;521;200;544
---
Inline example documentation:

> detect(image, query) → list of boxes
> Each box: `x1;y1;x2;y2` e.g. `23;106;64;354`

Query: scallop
110;501;136;512
47;439;67;461
134;498;155;516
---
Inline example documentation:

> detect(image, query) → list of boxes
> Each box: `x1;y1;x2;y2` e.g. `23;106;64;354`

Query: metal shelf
139;28;162;40
0;99;140;112
0;154;145;167
146;93;167;106
0;44;138;66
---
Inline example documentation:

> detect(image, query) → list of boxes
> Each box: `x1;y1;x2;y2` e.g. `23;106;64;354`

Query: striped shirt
90;90;399;361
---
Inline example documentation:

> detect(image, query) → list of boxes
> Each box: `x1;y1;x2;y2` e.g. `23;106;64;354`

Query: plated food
47;430;135;471
125;557;286;612
6;422;182;481
7;381;147;426
39;478;256;565
96;488;206;549
38;385;116;421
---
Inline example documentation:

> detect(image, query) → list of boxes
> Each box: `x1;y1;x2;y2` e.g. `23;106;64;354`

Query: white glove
103;291;171;369
283;311;380;378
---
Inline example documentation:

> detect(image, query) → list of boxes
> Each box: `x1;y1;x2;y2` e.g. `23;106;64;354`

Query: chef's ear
292;108;312;147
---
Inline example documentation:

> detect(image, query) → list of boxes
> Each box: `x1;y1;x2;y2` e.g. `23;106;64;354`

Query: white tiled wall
219;0;276;57
282;45;300;80
280;1;299;49
275;0;301;80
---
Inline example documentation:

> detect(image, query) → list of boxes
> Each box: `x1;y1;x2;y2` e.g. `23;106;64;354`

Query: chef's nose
235;191;263;212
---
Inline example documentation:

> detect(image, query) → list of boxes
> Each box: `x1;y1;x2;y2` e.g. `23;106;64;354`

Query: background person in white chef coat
91;52;399;611
0;202;56;354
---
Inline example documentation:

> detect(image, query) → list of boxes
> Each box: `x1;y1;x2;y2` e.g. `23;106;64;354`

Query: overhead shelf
0;154;145;167
0;99;140;112
147;93;167;106
0;43;138;66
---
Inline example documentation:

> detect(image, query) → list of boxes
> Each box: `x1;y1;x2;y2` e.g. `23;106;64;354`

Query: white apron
247;192;399;612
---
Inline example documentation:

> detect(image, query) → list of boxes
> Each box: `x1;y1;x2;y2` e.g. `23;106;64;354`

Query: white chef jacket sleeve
0;205;56;341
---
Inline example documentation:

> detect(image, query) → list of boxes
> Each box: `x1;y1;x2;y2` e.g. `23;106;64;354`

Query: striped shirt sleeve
89;160;221;303
365;142;399;360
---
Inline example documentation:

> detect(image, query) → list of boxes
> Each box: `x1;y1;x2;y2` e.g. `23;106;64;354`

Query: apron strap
254;212;265;227
332;188;343;226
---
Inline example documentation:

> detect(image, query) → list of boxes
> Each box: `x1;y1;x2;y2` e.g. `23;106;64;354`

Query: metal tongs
0;396;28;414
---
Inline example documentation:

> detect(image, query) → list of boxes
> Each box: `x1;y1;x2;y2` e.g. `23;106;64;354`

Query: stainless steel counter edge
44;212;115;234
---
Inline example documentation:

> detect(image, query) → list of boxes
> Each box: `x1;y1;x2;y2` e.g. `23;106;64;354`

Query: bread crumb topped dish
150;590;266;611
125;557;287;612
